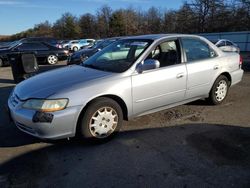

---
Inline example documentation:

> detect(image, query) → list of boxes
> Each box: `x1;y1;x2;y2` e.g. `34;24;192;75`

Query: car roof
121;34;201;40
19;41;54;47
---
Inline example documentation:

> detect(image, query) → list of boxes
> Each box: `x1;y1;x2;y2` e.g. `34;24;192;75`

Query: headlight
64;50;69;55
23;99;68;112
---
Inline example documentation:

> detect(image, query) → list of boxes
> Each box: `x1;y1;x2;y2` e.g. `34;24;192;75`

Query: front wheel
79;97;123;141
73;46;78;52
47;54;58;65
208;75;229;105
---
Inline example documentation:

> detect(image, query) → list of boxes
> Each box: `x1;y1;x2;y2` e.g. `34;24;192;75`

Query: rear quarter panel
214;52;243;86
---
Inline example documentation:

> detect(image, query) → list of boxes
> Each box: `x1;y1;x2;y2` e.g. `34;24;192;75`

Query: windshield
83;39;152;73
8;40;21;49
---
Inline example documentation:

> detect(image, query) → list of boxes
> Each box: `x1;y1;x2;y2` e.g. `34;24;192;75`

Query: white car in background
213;39;240;53
62;40;79;49
68;39;95;52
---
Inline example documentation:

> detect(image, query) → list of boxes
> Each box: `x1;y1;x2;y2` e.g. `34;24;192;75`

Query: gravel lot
0;60;250;188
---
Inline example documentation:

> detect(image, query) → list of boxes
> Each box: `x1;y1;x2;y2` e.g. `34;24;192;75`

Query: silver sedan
8;34;244;141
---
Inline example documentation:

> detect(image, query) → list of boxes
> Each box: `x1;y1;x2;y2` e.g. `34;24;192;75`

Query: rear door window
18;43;48;50
181;38;216;62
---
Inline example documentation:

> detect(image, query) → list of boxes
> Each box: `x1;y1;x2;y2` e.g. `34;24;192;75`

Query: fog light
32;111;54;123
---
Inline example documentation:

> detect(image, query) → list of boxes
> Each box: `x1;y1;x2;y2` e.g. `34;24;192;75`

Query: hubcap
89;107;118;138
48;55;57;64
215;80;227;102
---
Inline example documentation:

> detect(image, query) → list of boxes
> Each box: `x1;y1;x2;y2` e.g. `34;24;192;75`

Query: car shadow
186;99;211;106
0;124;250;188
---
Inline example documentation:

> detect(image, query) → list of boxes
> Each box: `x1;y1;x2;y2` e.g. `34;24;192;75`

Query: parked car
62;40;79;49
80;39;104;50
8;34;243;141
212;39;240;53
20;37;62;48
68;39;95;52
0;42;12;49
67;37;121;65
0;41;69;66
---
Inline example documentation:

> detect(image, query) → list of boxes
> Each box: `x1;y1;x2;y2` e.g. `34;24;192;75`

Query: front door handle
176;73;184;79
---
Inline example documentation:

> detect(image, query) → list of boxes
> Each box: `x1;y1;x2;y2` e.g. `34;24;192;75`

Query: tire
208;75;229;105
0;58;3;67
79;97;123;142
73;46;78;52
47;54;58;65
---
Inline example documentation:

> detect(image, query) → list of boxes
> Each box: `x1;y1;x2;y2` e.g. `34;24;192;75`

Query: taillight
239;55;243;68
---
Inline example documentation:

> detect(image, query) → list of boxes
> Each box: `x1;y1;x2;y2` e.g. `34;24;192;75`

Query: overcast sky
0;0;184;35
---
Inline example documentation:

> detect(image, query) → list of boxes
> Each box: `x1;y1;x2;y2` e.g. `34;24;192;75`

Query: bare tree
3;1;250;41
146;7;162;34
33;21;53;37
79;13;98;38
53;12;80;39
96;5;112;37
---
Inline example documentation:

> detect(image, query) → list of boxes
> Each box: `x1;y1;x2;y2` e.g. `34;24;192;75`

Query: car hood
14;65;111;100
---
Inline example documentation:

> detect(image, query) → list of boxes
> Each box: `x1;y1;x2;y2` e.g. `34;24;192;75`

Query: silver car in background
213;39;240;53
8;34;244;141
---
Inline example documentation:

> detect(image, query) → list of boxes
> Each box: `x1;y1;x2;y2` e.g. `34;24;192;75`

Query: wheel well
102;95;128;120
48;54;58;57
75;95;128;137
77;94;128;123
220;72;232;86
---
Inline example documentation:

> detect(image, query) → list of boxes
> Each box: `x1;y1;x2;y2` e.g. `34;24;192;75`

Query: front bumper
8;95;82;140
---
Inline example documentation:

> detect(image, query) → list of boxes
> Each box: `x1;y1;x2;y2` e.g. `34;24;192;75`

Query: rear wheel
47;54;58;65
208;75;229;105
79;97;123;142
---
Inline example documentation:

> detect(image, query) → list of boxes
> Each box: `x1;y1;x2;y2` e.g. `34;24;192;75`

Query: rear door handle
176;73;184;79
214;65;219;70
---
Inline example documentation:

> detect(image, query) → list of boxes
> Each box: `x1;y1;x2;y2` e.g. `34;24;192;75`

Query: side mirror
137;59;160;73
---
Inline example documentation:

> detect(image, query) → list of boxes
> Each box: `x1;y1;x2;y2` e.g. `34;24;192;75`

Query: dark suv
20;37;62;48
67;37;121;65
0;41;69;66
